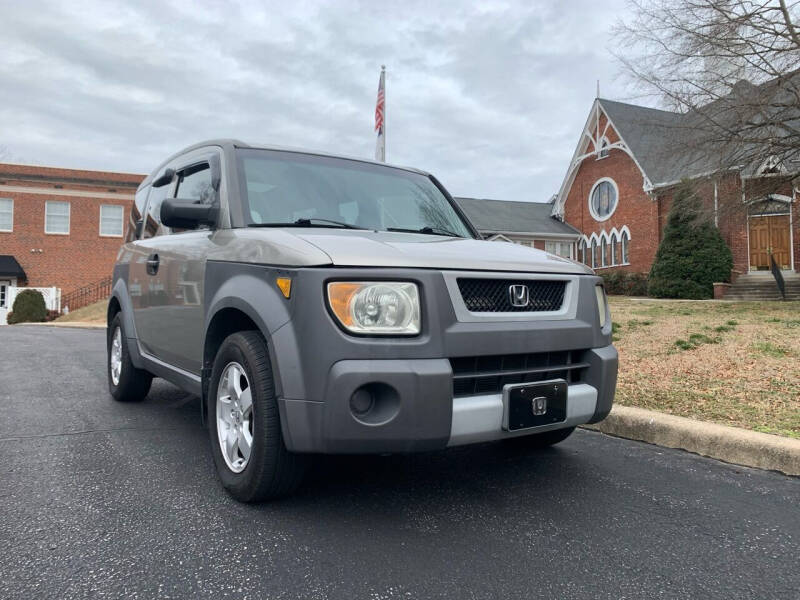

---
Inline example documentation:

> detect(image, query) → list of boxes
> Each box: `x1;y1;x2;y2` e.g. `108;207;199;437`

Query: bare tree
614;0;800;182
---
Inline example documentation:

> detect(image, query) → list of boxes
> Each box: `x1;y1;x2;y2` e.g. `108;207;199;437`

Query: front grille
450;350;587;397
457;278;566;312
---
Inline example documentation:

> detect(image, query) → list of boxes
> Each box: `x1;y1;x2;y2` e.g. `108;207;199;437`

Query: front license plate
503;380;567;431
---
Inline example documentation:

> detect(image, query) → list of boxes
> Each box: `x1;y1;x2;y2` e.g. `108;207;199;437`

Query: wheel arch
202;300;278;426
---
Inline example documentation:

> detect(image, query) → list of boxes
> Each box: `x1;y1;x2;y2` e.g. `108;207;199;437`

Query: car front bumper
277;345;617;454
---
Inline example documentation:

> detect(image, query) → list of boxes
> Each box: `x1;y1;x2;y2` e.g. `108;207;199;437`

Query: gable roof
454;197;581;238
554;74;800;217
597;99;686;185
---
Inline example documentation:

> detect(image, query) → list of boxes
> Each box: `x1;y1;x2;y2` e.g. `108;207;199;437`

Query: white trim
0;197;12;232
44;200;70;235
588;177;619;222
552;99;653;218
0;184;135;201
99;204;124;237
480;230;582;241
486;233;513;242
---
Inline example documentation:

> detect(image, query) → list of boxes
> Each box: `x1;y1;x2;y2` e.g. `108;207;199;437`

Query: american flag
375;66;385;161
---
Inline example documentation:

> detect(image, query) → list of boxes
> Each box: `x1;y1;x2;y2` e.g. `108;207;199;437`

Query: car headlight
595;284;609;328
327;282;421;335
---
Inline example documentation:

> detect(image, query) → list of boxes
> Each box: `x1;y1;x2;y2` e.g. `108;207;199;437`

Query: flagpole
375;65;386;162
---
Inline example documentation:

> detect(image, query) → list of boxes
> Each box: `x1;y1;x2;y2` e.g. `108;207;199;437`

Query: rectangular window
545;240;573;259
100;204;124;237
0;198;12;231
45;201;70;234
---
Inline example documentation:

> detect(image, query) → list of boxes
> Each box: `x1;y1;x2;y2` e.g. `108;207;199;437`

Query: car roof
138;138;429;189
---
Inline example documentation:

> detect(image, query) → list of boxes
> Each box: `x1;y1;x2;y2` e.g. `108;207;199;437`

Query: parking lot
1;325;798;599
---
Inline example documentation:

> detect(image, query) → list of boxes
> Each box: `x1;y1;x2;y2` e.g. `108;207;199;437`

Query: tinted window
237;149;473;238
176;164;214;204
128;186;149;241
142;184;169;238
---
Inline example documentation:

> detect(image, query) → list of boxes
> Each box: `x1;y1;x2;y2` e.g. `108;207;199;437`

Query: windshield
236;149;474;237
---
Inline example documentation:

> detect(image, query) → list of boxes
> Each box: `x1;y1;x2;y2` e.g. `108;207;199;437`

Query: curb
16;321;106;330
582;405;800;477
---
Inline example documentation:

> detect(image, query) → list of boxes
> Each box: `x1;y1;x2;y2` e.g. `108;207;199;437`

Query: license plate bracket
502;380;567;431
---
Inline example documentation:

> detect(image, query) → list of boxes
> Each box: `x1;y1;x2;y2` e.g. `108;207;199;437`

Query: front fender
204;262;302;400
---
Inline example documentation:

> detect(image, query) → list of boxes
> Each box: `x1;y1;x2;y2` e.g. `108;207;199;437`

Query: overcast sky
0;0;634;201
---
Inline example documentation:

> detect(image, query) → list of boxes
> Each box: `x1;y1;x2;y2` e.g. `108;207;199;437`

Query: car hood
288;229;591;274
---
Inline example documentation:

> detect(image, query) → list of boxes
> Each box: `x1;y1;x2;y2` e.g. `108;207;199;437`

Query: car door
132;152;222;373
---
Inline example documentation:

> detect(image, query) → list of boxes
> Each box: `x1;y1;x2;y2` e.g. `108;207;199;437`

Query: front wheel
107;313;152;402
208;331;307;502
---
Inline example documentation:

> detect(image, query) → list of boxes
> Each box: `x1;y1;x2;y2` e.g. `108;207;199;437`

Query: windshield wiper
386;226;464;238
249;218;366;230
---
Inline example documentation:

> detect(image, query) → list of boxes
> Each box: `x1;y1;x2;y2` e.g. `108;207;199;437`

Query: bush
7;289;48;324
601;271;649;296
648;182;733;299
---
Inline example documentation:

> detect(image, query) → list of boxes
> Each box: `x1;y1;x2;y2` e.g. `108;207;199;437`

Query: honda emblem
531;396;547;416
509;284;529;307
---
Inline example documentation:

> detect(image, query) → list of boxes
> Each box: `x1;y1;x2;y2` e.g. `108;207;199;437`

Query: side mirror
152;168;175;188
135;219;144;239
161;198;218;229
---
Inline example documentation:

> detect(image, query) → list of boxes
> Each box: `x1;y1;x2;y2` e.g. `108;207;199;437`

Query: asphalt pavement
0;325;798;599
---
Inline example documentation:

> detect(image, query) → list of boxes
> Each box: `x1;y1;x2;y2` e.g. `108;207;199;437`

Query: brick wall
563;137;658;273
0;163;144;294
562;117;800;275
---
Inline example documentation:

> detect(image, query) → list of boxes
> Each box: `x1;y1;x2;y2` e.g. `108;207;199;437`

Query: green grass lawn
609;297;800;439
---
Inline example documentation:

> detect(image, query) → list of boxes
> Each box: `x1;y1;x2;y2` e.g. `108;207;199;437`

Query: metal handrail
769;254;786;300
61;276;113;312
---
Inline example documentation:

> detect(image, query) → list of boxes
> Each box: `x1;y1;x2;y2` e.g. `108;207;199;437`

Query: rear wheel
208;331;307;502
107;313;152;402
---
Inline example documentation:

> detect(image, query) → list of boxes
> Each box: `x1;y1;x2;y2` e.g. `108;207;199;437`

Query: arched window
589;178;618;221
591;239;598;268
621;231;629;264
601;238;608;267
611;234;618;266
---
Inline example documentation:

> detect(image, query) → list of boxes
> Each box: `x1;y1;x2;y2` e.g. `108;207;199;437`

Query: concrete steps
724;273;800;301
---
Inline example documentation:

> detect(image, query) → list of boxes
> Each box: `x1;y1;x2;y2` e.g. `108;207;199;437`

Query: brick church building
552;95;800;278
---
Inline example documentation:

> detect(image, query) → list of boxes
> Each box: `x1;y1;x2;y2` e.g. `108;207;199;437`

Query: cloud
0;0;631;200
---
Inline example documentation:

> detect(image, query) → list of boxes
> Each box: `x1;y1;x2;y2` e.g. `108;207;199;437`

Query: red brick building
0;163;143;320
552;98;800;278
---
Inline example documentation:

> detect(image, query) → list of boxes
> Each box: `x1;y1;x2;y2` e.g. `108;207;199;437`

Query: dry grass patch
55;300;107;323
609;297;800;439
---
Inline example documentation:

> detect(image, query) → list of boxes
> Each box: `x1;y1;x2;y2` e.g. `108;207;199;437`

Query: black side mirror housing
152;168;175;188
161;198;218;229
135;219;144;239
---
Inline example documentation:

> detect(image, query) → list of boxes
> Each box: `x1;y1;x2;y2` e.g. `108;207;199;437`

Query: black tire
207;331;307;502
107;312;152;402
513;426;576;448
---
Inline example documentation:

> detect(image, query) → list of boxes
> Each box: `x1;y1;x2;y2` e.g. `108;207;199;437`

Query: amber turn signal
276;277;292;299
326;282;360;327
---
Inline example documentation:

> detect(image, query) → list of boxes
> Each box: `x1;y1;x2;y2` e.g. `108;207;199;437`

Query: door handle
146;253;160;275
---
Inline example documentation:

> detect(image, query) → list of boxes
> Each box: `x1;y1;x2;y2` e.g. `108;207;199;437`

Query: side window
171;163;215;233
176;164;214;204
142;184;170;239
127;186;149;242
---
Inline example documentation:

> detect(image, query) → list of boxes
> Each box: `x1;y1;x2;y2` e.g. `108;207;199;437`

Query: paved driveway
0;326;797;599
